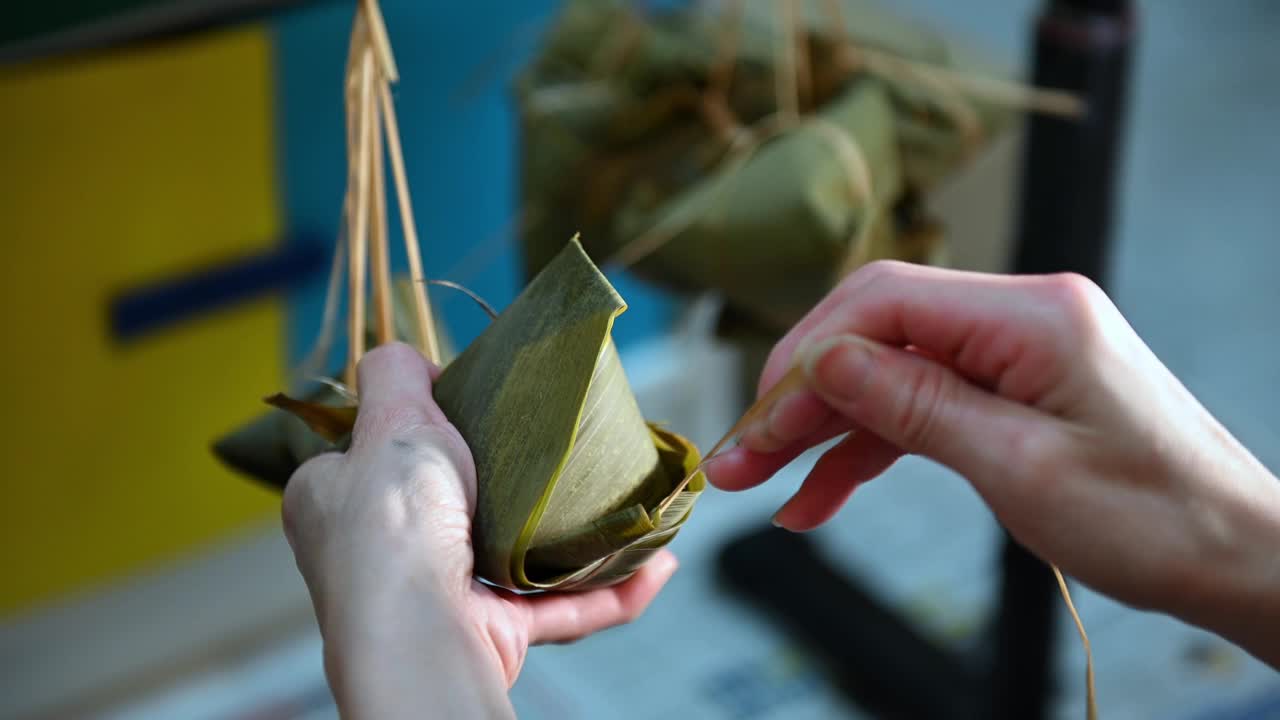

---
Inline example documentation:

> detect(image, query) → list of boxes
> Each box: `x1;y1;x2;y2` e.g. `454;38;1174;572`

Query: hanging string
345;47;376;387
774;0;800;125
1055;565;1099;720
358;0;398;81
789;0;812;113
368;68;395;345
703;0;744;143
380;78;441;363
295;0;444;393
292;198;348;387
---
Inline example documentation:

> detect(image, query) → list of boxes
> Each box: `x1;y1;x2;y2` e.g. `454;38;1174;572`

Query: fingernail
775;498;823;533
658;552;679;575
741;393;798;453
742;427;783;453
765;390;799;430
771;514;811;533
801;335;875;404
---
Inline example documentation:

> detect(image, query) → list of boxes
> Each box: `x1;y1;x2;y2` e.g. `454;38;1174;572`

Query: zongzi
517;0;1075;334
214;239;704;592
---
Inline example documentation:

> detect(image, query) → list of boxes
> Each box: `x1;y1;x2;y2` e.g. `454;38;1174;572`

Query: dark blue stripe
108;237;327;342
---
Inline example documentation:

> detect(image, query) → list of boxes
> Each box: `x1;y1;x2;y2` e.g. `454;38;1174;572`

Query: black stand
717;2;1135;717
994;2;1135;716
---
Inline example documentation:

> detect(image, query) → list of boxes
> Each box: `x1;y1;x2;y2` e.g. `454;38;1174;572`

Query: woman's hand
282;343;678;718
708;261;1280;666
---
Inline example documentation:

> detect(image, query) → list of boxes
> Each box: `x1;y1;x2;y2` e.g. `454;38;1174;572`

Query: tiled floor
20;2;1280;719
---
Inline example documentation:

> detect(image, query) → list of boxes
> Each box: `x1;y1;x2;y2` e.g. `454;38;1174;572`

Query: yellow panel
0;28;284;616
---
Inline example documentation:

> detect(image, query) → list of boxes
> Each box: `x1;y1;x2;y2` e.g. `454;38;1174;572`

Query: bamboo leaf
517;0;1021;333
263;394;356;443
212;385;350;489
433;238;703;590
213;238;703;592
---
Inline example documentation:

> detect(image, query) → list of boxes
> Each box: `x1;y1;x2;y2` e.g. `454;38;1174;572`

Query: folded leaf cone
214;239;704;592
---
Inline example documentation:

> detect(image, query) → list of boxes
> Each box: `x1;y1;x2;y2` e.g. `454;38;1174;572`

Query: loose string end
1052;564;1099;720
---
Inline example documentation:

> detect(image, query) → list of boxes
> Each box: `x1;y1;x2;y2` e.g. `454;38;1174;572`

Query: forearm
1175;454;1280;668
1215;494;1280;669
321;571;515;719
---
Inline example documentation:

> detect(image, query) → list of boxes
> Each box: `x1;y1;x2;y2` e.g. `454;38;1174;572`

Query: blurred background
1;1;1277;718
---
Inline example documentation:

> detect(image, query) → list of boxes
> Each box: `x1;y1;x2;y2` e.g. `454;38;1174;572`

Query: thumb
799;334;1041;483
353;342;451;447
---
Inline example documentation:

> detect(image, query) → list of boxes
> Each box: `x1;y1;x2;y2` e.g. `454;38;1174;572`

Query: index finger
758;261;1075;402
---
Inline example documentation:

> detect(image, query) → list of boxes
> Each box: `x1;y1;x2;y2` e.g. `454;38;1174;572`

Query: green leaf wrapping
607;82;902;331
212;238;703;592
432;238;703;590
212;385;348;488
517;0;1015;332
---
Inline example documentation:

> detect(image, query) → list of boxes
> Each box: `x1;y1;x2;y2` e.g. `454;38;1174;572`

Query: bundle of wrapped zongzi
517;0;1075;333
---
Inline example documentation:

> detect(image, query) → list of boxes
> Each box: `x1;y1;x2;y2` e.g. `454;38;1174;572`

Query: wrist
316;543;463;640
319;563;513;718
313;525;471;619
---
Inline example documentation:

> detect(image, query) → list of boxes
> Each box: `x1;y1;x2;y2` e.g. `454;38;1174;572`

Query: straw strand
774;0;800;123
359;0;399;82
1053;565;1099;720
368;68;395;346
346;48;376;387
380;80;441;364
789;0;812;112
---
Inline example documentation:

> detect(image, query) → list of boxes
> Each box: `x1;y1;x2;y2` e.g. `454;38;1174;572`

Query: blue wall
272;0;675;366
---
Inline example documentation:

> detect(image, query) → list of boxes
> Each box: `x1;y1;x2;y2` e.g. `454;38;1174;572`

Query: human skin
280;261;1280;718
708;260;1280;668
281;344;678;719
